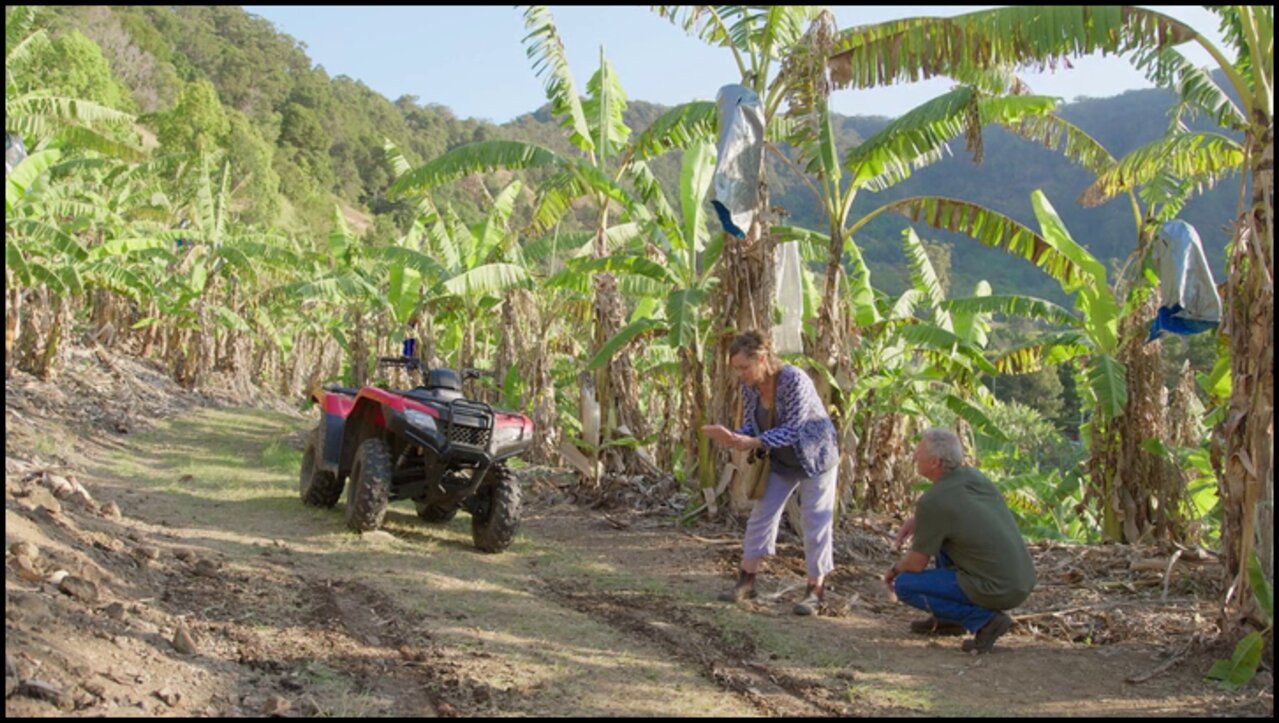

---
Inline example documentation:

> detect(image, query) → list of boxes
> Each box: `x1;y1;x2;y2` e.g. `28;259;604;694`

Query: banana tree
5;6;144;378
382;187;529;375
7;153;155;373
970;191;1151;542
785;221;1017;512
778;71;1067;506
653;5;831;494
580;137;724;497
654;8;854;504
651;7;1031;506
389;7;680;480
821;0;1272;629
511;225;607;467
652;5;826;314
271;201;383;390
779;10;1058;400
6;146;89;379
1010;110;1244;547
760;102;1087;511
1085;7;1269;605
814;184;1130;540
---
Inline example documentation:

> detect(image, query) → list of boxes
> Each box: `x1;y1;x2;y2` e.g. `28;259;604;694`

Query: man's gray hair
921;427;965;472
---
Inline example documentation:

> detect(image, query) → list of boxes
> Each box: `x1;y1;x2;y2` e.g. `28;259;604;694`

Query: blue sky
243;6;1228;124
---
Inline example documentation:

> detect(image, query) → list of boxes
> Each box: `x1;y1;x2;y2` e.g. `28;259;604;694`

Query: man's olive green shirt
911;466;1036;610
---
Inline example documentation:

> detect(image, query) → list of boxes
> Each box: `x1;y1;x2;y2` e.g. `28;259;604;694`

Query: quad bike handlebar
377;356;495;383
462;368;495;382
377;355;424;372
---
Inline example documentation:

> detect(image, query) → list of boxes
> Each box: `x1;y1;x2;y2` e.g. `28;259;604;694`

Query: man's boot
961;611;1013;653
717;570;757;602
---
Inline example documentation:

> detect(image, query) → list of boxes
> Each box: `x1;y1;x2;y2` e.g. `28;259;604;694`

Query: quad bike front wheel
470;464;521;553
345;438;392;532
300;426;343;508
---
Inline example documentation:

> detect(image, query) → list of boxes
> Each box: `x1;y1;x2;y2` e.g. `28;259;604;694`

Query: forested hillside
35;5;499;237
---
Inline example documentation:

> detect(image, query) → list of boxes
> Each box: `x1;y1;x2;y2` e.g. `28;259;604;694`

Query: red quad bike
299;355;533;553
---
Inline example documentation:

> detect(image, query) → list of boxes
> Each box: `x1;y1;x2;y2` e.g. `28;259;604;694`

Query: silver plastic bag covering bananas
773;241;805;354
5;133;27;178
711;84;764;239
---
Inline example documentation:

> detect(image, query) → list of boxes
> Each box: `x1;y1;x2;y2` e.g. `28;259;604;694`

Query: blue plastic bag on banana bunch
711;84;764;239
1147;219;1221;342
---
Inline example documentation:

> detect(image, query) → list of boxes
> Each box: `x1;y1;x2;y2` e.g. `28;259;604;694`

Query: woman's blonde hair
729;329;782;376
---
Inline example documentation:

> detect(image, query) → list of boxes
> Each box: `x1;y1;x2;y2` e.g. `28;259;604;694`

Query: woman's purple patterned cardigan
735;364;839;478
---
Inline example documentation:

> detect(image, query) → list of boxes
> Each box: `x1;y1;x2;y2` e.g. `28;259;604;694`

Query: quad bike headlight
404;409;437;432
492;423;525;447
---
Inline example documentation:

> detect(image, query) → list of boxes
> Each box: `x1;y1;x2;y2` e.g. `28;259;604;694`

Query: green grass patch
846;676;937;711
32;433;62;457
261;438;303;474
299;661;384;716
105;408;306;506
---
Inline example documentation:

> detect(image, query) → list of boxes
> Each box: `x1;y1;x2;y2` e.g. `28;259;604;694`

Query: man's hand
883;563;899;594
893;515;916;552
885;551;930;595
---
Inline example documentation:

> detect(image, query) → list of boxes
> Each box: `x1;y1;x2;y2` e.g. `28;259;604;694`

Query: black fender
312;387;358;474
338;398;391;479
314;413;345;473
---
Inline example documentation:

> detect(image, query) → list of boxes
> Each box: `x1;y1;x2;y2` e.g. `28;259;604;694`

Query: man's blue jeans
893;550;997;632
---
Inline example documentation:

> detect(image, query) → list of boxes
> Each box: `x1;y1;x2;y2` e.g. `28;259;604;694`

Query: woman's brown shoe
792;583;823;615
718;570;757;602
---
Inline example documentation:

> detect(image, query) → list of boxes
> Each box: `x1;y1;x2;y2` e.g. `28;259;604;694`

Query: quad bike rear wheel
345;438;392;532
300;426;343;508
470;464;521;553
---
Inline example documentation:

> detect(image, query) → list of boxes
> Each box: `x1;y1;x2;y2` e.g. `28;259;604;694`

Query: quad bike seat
427;368;462;391
404;367;464;403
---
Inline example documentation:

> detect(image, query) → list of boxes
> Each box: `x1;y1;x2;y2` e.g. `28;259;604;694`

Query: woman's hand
700;425;733;446
883;564;899;594
701;425;760;451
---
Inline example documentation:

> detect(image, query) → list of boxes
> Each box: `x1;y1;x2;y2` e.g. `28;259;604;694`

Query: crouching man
884;428;1036;653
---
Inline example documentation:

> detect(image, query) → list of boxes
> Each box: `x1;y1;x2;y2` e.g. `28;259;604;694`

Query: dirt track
5;390;1274;716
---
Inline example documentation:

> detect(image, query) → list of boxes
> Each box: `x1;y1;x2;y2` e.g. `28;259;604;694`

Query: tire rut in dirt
539;580;849;716
306;578;511;715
